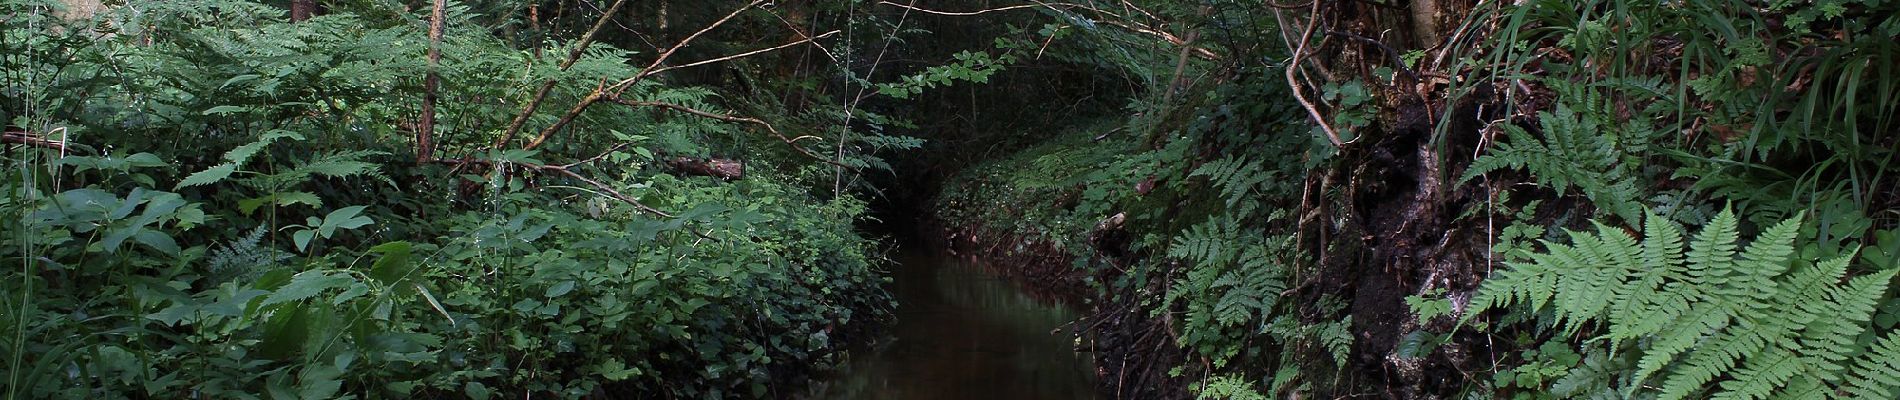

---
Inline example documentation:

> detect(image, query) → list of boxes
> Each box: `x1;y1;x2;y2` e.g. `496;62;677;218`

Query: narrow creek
810;240;1098;399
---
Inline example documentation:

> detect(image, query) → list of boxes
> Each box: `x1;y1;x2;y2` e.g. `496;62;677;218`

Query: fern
1162;213;1292;366
1470;209;1900;399
207;225;287;284
1460;103;1643;223
1190;156;1271;218
1195;374;1268;400
1844;333;1900;399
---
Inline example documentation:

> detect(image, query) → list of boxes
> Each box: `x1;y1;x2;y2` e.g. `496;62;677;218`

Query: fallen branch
3;128;67;151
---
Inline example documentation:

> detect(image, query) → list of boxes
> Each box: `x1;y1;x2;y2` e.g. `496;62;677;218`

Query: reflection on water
811;244;1097;400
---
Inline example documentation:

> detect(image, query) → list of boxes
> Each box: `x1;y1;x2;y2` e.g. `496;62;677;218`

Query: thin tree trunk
290;0;315;22
419;0;445;162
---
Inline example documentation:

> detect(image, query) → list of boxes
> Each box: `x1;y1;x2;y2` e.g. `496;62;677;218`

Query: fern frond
1844;329;1900;399
1459;103;1645;222
1476;208;1895;399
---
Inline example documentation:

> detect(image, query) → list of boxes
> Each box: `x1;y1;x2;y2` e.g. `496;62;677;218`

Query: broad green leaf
293;229;316;252
203;105;247;115
546;280;576;297
317;205;374;237
367;241;415;284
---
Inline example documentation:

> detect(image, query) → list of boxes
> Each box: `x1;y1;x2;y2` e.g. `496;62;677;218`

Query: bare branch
873;1;1042;16
560;142;633;169
606;99;851;169
2;128;67;151
544;167;675;218
494;0;631;150
1283;1;1345;147
645;30;840;76
515;1;768;151
608;0;768;94
433;158;674;218
876;1;1219;60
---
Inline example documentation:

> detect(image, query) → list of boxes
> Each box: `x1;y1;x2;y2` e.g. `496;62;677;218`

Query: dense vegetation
6;0;1900;399
3;0;898;397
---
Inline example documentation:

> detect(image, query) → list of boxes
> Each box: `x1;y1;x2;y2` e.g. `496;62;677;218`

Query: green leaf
317;205;374;237
546;280;576;297
464;382;492;400
262;270;354;306
366;241;415;284
176;163;239;189
219;74;261;90
238;191;324;215
293;229;316;252
203;105;248;115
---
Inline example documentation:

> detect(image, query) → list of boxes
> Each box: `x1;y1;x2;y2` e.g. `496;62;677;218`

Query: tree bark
418;0;445;162
290;0;316;22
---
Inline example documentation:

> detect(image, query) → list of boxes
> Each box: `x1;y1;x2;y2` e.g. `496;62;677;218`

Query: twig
544;167;674;218
607;99;851;169
520;1;768;151
644;30;840;76
494;0;632;150
609;0;767;95
877;1;1219;60
873;1;1042;16
433;158;674;218
522;30;832;151
560;142;632;169
1284;1;1345;147
1326;30;1420;81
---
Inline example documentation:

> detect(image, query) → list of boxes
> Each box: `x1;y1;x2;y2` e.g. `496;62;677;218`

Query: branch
433;157;673;218
608;0;766;95
1283;1;1345;147
561;142;633;169
518;0;767;151
644;30;839;76
494;0;632;150
1095;20;1219;59
543;167;674;218
872;1;1042;16
607;99;850;169
2;129;67;151
876;1;1219;60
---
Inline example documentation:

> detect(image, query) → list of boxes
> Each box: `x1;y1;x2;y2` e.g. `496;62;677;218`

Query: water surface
812;243;1097;399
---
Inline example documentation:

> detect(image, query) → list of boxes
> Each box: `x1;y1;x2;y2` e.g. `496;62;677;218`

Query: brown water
810;244;1098;399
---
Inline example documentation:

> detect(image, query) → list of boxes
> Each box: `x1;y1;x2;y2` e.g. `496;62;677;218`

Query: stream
810;241;1098;399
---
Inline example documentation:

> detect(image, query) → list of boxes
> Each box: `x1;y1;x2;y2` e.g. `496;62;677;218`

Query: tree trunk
290;0;316;22
418;0;445;162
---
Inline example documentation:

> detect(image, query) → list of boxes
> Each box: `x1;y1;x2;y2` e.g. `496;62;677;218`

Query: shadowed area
811;241;1097;400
